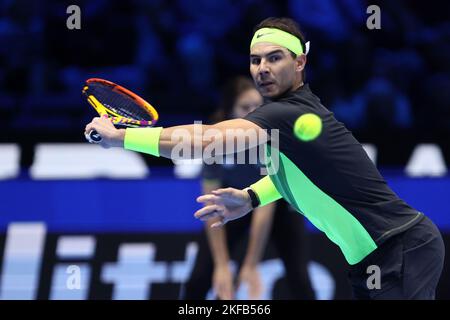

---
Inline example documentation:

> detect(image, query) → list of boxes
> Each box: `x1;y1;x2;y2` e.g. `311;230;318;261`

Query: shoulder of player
258;99;308;115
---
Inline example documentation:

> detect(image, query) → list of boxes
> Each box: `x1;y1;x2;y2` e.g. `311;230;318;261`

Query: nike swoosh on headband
256;32;274;38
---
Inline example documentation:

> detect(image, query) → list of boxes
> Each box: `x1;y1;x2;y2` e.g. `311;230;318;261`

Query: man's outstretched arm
84;116;267;159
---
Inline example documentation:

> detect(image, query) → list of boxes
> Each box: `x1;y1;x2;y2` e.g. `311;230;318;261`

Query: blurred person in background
181;76;315;300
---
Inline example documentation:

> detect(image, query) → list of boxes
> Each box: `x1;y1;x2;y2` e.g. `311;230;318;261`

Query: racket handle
85;130;102;143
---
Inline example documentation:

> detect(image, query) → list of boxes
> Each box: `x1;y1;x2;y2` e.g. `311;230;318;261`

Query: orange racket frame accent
84;78;159;127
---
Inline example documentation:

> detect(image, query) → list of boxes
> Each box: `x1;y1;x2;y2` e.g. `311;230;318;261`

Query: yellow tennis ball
294;113;322;141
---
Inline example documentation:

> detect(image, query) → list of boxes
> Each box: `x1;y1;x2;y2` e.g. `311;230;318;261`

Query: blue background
1;170;448;233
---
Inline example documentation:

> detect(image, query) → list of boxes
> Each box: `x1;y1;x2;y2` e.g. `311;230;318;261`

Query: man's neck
292;81;304;92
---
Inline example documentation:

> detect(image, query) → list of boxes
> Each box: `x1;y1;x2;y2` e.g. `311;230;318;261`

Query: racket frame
82;78;159;143
82;78;159;127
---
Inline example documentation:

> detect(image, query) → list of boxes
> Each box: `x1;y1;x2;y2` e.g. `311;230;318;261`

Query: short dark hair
253;17;307;80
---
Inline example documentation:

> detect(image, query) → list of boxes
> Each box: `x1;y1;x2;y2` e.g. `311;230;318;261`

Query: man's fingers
85;123;95;135
199;211;222;222
196;194;221;204
194;205;223;220
85;116;116;139
194;204;219;218
211;188;234;196
211;188;227;194
85;118;101;135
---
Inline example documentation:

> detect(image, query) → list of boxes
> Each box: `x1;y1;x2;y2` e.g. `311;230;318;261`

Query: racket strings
88;83;153;121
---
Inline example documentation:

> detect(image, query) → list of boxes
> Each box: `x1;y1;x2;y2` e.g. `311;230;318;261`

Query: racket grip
86;130;102;143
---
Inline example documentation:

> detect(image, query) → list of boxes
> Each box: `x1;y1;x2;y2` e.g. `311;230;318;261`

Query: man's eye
251;58;260;64
269;56;280;62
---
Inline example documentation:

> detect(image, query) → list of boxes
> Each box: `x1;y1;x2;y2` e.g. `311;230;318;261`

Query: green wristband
124;127;163;157
250;176;282;207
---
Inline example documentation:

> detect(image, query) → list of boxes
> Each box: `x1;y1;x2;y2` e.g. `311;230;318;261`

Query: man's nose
258;60;270;75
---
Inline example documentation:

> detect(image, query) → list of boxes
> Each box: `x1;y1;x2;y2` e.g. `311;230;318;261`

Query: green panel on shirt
266;148;378;265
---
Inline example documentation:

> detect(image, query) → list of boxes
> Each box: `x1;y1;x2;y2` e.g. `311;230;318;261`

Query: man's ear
295;54;307;72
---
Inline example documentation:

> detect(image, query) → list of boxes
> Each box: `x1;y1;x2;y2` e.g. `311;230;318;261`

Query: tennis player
85;17;445;299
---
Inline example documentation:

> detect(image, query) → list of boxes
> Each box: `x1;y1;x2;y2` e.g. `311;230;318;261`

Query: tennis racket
82;78;159;143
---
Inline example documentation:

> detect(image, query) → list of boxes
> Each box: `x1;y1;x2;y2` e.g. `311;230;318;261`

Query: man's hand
194;188;253;227
212;265;234;300
237;264;263;300
84;115;125;148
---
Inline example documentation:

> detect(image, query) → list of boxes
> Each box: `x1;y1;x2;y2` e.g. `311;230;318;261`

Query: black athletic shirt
244;83;424;265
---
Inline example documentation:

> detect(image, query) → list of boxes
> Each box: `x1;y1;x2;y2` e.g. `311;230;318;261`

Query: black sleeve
244;101;307;132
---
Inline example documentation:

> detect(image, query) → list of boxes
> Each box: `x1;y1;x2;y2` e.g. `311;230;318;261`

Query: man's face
249;43;299;98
